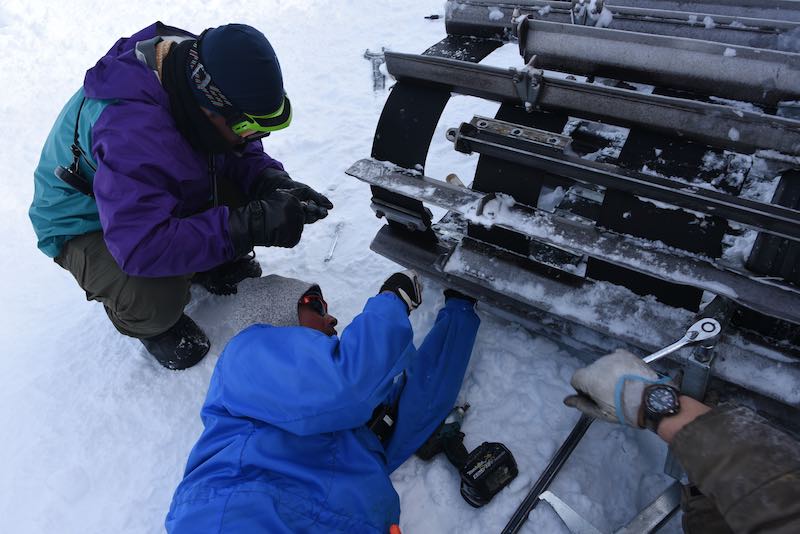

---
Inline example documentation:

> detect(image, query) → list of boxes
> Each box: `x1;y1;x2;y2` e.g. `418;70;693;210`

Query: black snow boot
141;314;210;370
193;252;262;295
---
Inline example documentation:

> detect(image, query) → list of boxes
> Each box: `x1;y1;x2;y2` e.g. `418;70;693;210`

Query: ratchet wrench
643;318;722;364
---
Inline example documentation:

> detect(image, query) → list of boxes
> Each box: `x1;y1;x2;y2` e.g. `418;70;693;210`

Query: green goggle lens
230;98;292;135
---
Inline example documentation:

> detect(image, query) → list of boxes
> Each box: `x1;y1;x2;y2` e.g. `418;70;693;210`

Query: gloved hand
228;191;305;257
563;349;668;426
193;253;262;296
380;270;423;314
443;288;477;305
253;168;333;223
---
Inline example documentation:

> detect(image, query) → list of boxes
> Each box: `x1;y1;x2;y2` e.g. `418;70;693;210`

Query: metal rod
614;481;682;534
383;52;800;155
451;118;800;240
606;0;800;22
444;1;800;49
518;19;800;105
539;491;604;534
502;415;594;534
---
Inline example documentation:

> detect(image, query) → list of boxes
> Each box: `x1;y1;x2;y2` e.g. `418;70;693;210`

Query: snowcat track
347;158;800;325
354;1;800;427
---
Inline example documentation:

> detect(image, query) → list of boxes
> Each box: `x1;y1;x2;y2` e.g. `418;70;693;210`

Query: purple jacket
85;23;283;277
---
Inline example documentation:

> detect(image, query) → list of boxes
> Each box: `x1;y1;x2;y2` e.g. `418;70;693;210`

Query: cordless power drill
416;405;518;508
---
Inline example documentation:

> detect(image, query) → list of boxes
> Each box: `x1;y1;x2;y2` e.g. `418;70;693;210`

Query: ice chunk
596;7;613;28
487;7;504;21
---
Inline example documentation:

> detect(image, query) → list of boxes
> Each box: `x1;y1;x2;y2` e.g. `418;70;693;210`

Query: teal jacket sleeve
384;298;480;472
209;292;415;436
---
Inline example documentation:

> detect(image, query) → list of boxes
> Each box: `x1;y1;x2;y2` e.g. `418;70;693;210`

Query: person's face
297;294;338;336
201;108;263;148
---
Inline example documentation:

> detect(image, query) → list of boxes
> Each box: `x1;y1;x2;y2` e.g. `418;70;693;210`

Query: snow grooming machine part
446;0;800;51
416;405;519;508
348;0;800;424
349;2;800;528
363;48;388;91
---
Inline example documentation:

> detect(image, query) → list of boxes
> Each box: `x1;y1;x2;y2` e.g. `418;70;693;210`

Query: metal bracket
364;48;388;91
540;491;604;534
570;0;606;26
509;64;543;111
370;198;430;232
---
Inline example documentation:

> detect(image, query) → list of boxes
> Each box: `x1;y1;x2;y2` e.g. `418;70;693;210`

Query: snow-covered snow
0;1;680;533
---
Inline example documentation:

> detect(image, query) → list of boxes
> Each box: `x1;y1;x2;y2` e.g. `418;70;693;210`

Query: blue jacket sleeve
384;298;480;473
211;293;416;436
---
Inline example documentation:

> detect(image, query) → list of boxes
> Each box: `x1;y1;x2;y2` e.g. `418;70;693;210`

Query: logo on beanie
187;42;233;110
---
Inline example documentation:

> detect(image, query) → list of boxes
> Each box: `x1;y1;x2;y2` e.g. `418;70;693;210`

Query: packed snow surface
0;1;679;533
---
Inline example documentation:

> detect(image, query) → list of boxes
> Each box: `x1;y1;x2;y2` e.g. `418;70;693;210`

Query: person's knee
109;276;191;338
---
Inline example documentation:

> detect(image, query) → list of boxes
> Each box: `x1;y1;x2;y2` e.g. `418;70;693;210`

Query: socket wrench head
685;318;722;342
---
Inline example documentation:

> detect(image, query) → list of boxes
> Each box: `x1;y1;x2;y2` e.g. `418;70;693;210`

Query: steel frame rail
347;158;800;325
607;0;800;22
517;19;800;105
369;222;800;412
445;0;800;50
449;117;800;241
384;51;800;155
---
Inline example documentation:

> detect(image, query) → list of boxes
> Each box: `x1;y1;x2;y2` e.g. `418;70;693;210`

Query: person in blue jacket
166;270;481;533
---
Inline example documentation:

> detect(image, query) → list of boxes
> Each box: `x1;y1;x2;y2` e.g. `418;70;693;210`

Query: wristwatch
640;384;681;432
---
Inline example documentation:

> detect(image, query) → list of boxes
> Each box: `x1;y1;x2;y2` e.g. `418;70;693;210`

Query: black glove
193;253;262;295
228;191;305;256
253;168;333;221
301;200;330;224
380;270;423;314
443;288;477;305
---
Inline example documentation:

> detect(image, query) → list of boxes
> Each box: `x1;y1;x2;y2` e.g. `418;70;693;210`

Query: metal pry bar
643;318;722;364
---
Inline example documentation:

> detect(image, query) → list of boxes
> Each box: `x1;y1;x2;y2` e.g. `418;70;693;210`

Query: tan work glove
563;349;668;426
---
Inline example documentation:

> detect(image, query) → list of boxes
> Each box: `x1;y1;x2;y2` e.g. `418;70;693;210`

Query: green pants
55;231;192;339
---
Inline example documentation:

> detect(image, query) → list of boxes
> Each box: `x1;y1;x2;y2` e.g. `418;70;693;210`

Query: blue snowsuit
166;293;480;533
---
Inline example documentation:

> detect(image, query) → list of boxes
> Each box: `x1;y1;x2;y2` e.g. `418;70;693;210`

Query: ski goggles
299;293;328;316
227;96;293;137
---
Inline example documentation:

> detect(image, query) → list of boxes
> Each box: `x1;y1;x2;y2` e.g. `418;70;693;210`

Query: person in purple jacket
30;22;333;369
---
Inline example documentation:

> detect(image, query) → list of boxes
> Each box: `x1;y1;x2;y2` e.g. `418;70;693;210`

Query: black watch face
646;386;678;415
